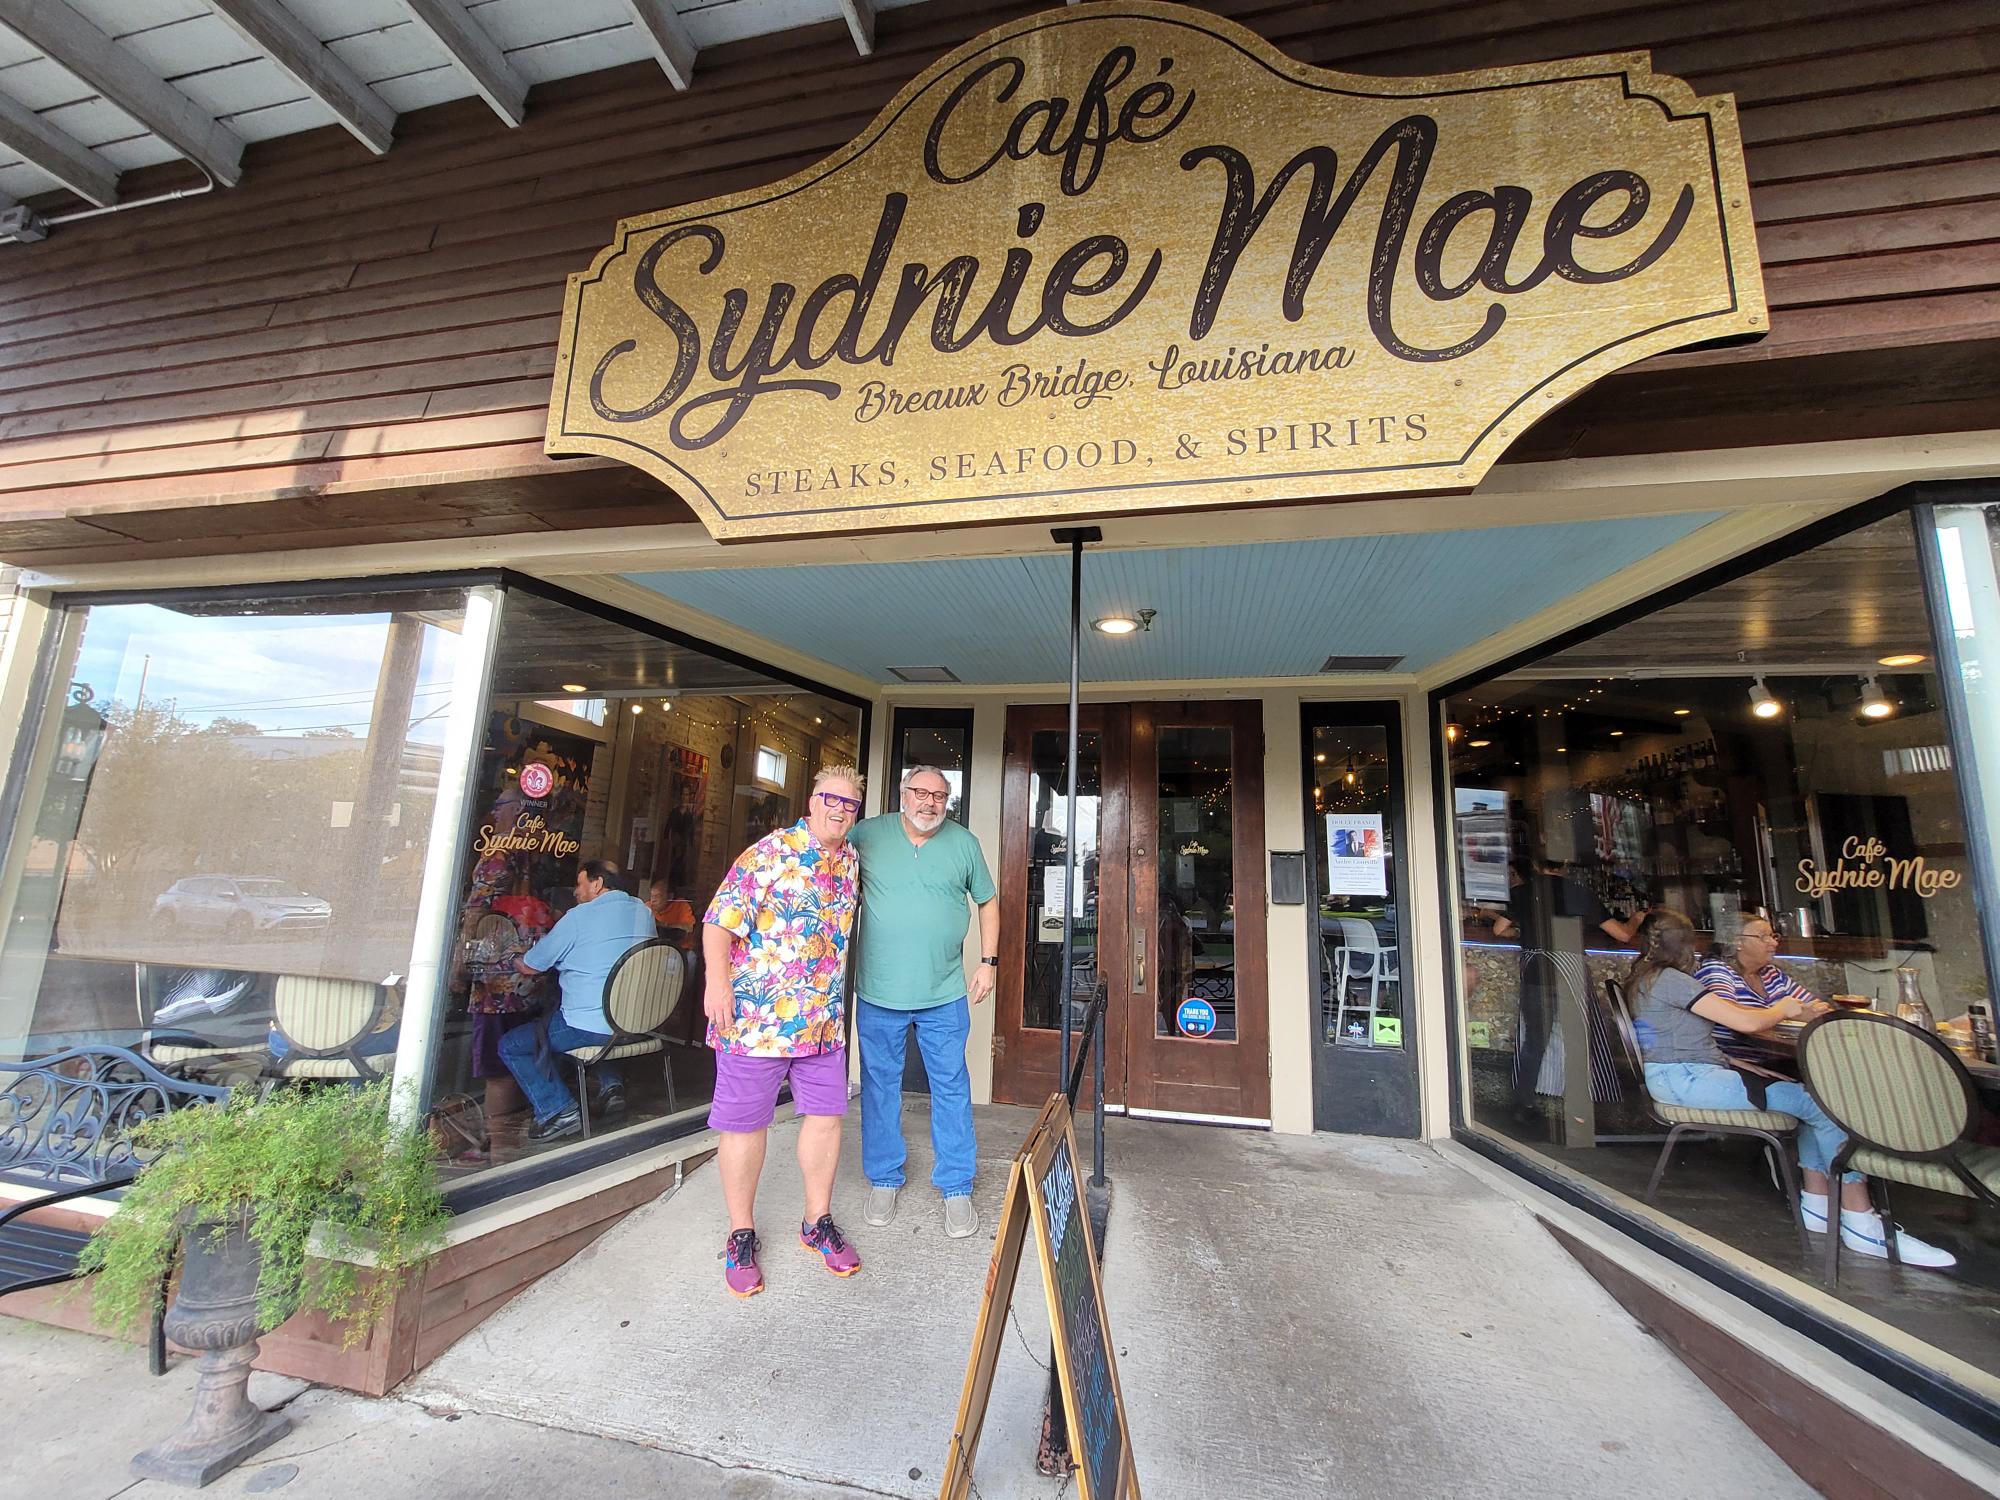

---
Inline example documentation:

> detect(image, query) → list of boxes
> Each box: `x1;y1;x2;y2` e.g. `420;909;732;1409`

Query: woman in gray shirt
1627;908;1953;1269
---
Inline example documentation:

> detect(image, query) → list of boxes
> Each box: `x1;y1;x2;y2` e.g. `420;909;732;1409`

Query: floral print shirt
703;819;858;1057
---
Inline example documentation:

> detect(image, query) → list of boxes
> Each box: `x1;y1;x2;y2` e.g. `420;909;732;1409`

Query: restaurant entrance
991;702;1269;1122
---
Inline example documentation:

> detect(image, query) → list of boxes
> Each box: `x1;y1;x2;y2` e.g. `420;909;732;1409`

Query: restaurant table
1752;1017;2000;1095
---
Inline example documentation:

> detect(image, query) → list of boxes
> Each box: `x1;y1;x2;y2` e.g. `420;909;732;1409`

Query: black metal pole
1092;984;1107;1185
1039;528;1100;1481
1051;527;1097;1085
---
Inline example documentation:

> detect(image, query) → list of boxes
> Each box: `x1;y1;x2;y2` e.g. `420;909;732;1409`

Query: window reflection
1023;730;1100;1032
1446;513;2000;1376
1156;725;1236;1041
0;590;465;1074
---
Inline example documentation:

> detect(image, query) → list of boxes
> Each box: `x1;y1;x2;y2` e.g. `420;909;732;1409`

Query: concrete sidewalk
1;1317;871;1499
406;1102;1816;1500
2;1102;1820;1499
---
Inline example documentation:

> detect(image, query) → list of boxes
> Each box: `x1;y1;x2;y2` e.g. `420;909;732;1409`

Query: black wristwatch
980;956;1000;967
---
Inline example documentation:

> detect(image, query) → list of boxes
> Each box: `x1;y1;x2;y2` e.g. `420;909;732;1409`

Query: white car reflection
154;875;332;937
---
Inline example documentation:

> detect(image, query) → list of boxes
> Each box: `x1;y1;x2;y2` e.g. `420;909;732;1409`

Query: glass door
994;704;1129;1106
994;702;1269;1120
1305;703;1420;1136
1126;701;1270;1119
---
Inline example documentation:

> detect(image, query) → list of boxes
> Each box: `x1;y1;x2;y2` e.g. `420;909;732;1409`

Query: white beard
907;807;946;833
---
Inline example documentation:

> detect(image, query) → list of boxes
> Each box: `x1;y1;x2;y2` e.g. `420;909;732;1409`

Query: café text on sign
548;2;1765;539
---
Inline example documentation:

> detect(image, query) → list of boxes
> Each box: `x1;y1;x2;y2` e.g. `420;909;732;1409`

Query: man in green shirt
848;765;998;1238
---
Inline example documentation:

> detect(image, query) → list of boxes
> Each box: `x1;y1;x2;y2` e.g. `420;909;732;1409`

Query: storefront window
1446;512;2000;1376
430;588;863;1181
0;589;467;1068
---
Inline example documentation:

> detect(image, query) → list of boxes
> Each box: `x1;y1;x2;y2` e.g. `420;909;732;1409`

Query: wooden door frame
994;700;1270;1122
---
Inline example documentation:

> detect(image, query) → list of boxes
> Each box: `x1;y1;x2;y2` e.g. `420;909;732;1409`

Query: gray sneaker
864;1184;899;1227
943;1195;978;1239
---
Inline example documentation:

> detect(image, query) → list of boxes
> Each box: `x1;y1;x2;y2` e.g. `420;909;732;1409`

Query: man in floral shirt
702;764;863;1297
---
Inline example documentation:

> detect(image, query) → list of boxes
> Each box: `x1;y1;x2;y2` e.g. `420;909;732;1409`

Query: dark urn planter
130;1214;295;1487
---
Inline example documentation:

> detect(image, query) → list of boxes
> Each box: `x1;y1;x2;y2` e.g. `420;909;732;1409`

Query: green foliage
78;1083;448;1348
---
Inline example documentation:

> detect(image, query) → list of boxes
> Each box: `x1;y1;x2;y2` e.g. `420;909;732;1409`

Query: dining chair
1332;917;1398;1042
562;939;688;1137
1604;977;1812;1262
268;975;390;1081
1798;1010;2000;1284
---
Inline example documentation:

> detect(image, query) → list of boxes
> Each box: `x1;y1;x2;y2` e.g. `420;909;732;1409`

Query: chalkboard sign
939;1096;1139;1500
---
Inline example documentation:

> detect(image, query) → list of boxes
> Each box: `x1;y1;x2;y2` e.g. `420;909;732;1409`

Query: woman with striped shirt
1695;912;1829;1066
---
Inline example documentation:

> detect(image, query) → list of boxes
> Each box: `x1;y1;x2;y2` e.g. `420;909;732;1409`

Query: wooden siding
0;0;1995;565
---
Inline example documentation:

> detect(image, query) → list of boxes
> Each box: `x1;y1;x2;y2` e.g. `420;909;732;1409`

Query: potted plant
80;1082;447;1486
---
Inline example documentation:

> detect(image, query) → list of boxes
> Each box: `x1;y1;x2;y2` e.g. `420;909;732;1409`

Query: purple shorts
708;1047;849;1133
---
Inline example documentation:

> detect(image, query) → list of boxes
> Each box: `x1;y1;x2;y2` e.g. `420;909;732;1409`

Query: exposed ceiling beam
0;0;244;186
207;0;395;155
396;0;527;127
621;0;696;91
838;0;874;56
0;81;117;204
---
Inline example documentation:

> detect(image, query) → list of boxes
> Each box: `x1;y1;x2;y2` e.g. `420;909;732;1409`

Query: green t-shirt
849;813;997;1009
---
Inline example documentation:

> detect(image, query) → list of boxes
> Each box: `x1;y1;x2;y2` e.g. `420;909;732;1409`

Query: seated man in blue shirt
501;858;657;1142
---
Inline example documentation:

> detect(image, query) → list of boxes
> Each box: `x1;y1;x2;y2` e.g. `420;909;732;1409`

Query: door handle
1133;927;1146;991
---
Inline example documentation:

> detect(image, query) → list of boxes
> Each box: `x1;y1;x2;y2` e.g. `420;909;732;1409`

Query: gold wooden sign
548;2;1766;539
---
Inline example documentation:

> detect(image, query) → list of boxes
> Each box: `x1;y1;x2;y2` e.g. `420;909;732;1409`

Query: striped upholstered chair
269;975;390;1081
560;939;687;1136
1799;1010;1999;1284
1604;978;1812;1262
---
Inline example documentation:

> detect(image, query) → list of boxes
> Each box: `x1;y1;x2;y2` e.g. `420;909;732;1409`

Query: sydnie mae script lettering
587;42;1696;450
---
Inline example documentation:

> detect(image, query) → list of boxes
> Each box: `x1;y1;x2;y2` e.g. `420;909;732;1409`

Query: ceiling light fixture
561;682;588;694
661;699;675;711
1609;729;1625;737
1092;607;1157;636
1748;678;1783;719
1878;652;1927;668
1673;708;1692;717
1859;676;1895;720
630;703;644;715
1469;738;1491;748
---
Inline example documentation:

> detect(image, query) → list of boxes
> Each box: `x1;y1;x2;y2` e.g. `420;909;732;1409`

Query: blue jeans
1644;1061;1864;1182
857;997;976;1198
499;1013;621;1123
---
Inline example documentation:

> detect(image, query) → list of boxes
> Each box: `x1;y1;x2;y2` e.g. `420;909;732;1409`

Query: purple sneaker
800;1214;861;1277
723;1228;763;1298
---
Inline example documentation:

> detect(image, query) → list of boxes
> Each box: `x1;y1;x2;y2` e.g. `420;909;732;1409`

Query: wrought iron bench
0;1046;229;1373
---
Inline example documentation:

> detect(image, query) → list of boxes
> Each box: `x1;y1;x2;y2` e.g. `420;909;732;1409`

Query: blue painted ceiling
627;514;1723;684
